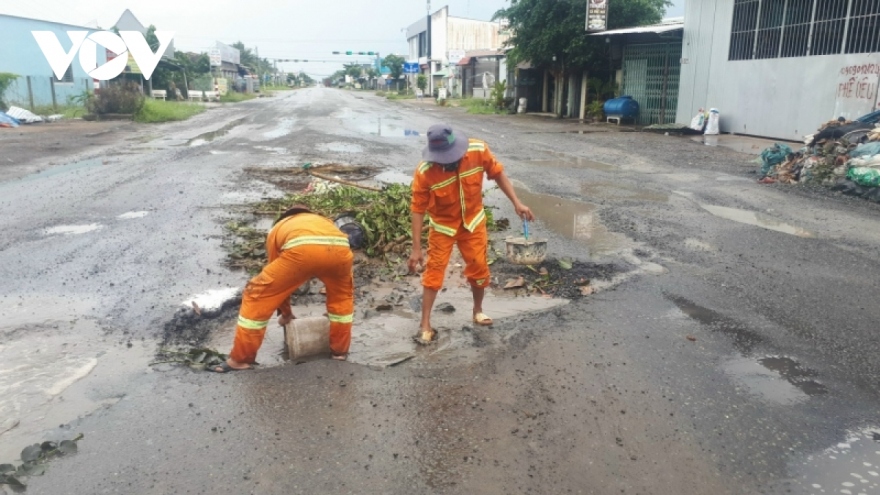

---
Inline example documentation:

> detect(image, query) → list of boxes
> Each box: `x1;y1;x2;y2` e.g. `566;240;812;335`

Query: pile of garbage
758;120;880;202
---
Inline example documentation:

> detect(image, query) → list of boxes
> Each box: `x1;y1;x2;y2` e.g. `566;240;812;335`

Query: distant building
210;41;242;80
0;14;108;109
405;6;510;94
677;0;880;140
114;9;175;60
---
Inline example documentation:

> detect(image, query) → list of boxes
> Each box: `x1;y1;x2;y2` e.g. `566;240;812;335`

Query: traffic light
332;51;340;55
346;51;353;55
367;51;375;56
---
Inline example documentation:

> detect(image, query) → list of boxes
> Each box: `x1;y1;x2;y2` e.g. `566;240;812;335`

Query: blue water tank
603;96;639;118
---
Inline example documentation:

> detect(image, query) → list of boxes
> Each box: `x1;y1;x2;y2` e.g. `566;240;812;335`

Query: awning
457;57;472;66
590;18;683;36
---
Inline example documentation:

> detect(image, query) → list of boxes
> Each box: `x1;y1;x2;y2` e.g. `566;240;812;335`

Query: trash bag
690;109;707;132
704;108;720;135
846;167;880;188
759;143;793;177
850;142;880;158
864;187;880;203
334;213;365;250
0;112;19;128
830;179;857;192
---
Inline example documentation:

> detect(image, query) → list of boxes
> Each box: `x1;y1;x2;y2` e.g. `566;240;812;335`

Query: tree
0;73;18;110
417;74;427;92
344;63;363;79
495;0;669;111
382;54;405;82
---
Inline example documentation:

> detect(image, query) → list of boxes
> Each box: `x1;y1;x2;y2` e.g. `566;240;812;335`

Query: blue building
0;14;107;110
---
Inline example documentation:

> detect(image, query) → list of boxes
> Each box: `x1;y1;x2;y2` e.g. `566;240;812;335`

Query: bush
134;99;205;123
587;100;605;120
219;91;257;103
89;82;144;115
0;73;19;111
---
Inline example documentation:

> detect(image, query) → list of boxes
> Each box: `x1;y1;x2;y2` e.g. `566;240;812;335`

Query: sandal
208;362;253;373
331;353;348;361
413;328;437;345
473;313;493;326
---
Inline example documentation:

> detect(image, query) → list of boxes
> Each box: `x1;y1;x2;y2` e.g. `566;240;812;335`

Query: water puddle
700;204;815;238
262;117;297;139
2;158;103;188
668;295;829;404
319;142;365;153
209;150;231;155
511;184;631;256
186;118;245;146
0;296;154;462
352;117;421;138
529;156;617;172
723;356;827;405
44;223;103;235
374;170;413;185
253;146;290;155
581;181;669;202
117;211;149;219
787;428;880;494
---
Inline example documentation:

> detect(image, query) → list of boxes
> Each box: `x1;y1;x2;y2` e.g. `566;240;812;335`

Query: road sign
404;62;420;74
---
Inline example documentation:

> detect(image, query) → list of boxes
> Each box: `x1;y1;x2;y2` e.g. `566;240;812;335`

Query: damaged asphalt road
3;89;880;494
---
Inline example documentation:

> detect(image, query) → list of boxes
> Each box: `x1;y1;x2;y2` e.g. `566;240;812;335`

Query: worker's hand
407;249;425;274
278;314;293;327
515;202;535;222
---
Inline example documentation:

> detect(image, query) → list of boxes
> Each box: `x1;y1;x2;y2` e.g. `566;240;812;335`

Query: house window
811;0;848;55
845;0;880;54
755;0;785;59
729;0;760;60
729;0;867;60
780;0;813;57
54;66;74;84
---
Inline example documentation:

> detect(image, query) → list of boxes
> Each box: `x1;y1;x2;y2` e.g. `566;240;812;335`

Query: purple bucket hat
422;124;469;164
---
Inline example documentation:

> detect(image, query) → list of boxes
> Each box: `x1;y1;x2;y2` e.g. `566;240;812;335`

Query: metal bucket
285;317;331;359
505;237;548;265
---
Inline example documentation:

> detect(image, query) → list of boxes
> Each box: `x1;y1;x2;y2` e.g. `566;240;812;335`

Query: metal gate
622;42;682;125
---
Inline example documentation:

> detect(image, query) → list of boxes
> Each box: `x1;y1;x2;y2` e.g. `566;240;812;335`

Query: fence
4;76;91;111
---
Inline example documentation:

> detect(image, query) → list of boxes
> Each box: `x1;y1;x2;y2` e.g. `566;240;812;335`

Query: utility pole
427;0;433;98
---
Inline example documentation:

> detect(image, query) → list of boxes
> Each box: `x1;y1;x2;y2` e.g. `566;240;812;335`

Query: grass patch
459;98;501;115
261;85;295;91
30;104;87;119
386;93;415;101
134;99;205;123
220;92;258;103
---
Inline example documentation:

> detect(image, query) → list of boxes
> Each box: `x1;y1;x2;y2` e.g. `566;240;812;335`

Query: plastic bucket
505;237;548;265
285;317;331;359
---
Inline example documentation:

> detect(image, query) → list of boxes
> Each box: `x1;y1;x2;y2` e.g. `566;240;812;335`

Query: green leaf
558;258;573;270
21;444;41;463
0;464;15;475
58;440;78;455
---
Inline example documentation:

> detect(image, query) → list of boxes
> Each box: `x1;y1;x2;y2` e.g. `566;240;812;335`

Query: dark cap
422;123;469;164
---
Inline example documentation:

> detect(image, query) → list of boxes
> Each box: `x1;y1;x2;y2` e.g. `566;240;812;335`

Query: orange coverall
411;138;504;290
229;213;354;363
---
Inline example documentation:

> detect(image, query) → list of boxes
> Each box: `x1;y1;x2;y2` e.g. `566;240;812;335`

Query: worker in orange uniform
211;206;355;372
408;124;535;343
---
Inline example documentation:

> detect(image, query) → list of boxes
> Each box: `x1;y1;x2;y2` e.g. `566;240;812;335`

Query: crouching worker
210;206;355;372
408;124;534;343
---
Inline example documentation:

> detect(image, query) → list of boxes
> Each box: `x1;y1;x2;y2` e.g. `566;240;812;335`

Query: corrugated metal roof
591;18;684;36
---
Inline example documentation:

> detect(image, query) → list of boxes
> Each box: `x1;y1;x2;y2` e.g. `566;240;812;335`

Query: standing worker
211;206;355;372
408;124;535;343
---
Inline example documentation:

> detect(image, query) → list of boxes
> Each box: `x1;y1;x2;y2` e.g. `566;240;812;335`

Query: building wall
678;0;880;140
447;17;508;54
0;14;106;108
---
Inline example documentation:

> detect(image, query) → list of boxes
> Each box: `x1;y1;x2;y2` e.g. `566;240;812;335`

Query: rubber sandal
473;313;493;326
413;328;437;345
208;362;253;373
331;353;348;361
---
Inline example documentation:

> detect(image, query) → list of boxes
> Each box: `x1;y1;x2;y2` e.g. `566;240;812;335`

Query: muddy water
262;117;297;140
529;155;618;172
788;429;880;494
186;118;245;146
511;184;630;256
581;181;669;203
700;204;815;238
0;296;155;463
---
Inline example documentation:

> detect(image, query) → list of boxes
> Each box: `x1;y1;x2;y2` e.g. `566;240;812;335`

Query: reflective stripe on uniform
430;175;457;191
282;236;350;251
468;143;486;152
458;166;483;179
429;217;457;236
418;162;432;174
328;313;354;324
464;208;486;232
238;315;270;330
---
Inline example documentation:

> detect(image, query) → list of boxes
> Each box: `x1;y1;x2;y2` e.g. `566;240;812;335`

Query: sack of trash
847;167;880;188
704;108;720;135
759;143;793;177
690;108;707;132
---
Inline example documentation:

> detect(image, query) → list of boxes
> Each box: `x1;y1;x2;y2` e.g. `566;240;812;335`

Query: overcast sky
4;0;684;78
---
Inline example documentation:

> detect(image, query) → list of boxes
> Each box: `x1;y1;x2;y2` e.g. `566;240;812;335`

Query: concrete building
405;6;510;94
678;0;880;140
0;14;107;110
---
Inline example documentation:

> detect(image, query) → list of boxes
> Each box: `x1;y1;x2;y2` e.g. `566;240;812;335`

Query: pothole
509;183;632;256
44;224;103;235
117;211;149;219
186;118;245;146
581;181;669;202
787;428;880;494
528;156;618;172
699;204;815;238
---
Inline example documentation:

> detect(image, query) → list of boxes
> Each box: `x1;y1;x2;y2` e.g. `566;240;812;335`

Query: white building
405;6;509;89
678;0;880;140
